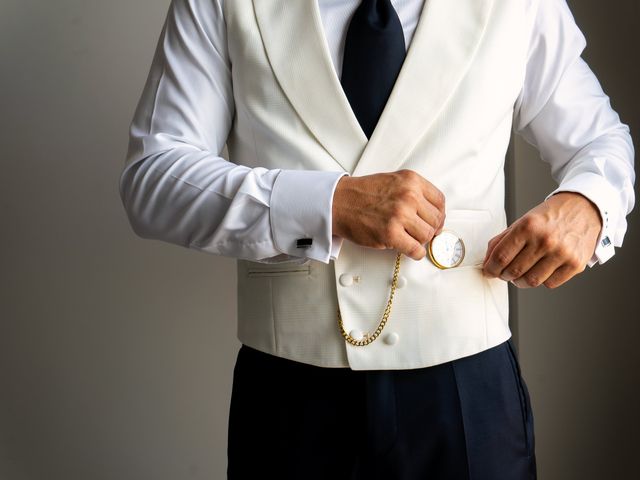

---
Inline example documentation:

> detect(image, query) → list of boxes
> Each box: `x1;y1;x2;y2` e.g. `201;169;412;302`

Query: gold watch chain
337;251;403;346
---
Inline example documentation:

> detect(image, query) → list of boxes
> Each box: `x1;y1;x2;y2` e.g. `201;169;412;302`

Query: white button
349;329;364;341
384;332;399;345
339;273;354;286
391;276;407;288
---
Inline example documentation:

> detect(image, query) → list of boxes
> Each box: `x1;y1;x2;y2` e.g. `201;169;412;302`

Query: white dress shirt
119;0;635;268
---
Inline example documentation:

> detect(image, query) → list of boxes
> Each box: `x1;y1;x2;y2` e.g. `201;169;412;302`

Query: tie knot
358;0;399;31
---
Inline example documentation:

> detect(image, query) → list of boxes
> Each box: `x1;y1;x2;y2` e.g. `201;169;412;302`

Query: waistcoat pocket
243;259;312;278
436;208;494;269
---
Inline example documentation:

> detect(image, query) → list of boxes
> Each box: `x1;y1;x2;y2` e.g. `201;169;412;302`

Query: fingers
541;262;585;289
482;228;527;278
510;255;563;288
512;261;584;289
397;169;445;217
415;195;445;237
396;226;427;260
483;227;511;266
417;177;446;214
483;220;587;288
404;213;437;246
392;202;442;260
385;170;445;255
498;243;546;282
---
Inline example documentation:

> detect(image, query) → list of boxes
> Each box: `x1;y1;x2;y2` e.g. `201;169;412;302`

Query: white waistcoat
224;0;528;370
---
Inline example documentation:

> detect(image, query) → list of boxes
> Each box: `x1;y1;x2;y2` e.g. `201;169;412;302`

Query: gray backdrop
512;1;640;478
1;1;637;479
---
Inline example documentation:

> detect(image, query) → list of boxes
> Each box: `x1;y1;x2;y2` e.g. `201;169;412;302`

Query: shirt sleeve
512;0;636;267
118;0;348;265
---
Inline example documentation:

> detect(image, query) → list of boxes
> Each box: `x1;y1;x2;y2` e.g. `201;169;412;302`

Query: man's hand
482;192;602;288
332;169;446;260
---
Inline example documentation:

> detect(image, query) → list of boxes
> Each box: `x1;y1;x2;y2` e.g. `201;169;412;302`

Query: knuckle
520;214;541;233
398;188;419;204
555;245;571;259
495;251;511;267
567;257;583;271
539;234;556;250
421;225;435;243
524;273;541;287
409;243;425;259
508;267;524;279
398;168;418;182
382;222;398;242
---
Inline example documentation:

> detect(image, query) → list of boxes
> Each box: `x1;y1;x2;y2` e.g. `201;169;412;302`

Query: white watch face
428;231;465;269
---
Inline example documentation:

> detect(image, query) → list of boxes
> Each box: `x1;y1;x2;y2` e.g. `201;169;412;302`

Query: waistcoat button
349;329;364;341
384;332;399;345
390;275;407;288
339;273;354;286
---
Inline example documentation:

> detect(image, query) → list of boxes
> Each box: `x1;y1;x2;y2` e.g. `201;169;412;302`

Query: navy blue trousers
227;338;537;479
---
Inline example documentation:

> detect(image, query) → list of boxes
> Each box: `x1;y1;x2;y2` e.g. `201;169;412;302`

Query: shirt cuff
270;169;349;264
545;172;618;267
330;234;345;261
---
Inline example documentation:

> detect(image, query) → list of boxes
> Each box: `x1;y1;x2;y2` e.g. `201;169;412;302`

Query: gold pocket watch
427;230;466;269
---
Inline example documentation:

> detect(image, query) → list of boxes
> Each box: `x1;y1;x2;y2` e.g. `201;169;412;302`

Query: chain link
337;251;403;346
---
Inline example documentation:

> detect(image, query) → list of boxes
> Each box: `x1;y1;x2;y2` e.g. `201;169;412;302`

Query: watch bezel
427;230;466;269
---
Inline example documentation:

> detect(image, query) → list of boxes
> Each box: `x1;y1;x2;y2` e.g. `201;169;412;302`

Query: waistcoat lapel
253;0;495;176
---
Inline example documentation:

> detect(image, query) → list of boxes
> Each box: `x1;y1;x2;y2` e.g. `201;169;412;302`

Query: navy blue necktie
339;0;407;456
340;0;406;139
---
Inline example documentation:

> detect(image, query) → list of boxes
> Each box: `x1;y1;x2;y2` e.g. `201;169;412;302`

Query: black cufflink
601;236;611;247
296;238;313;249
